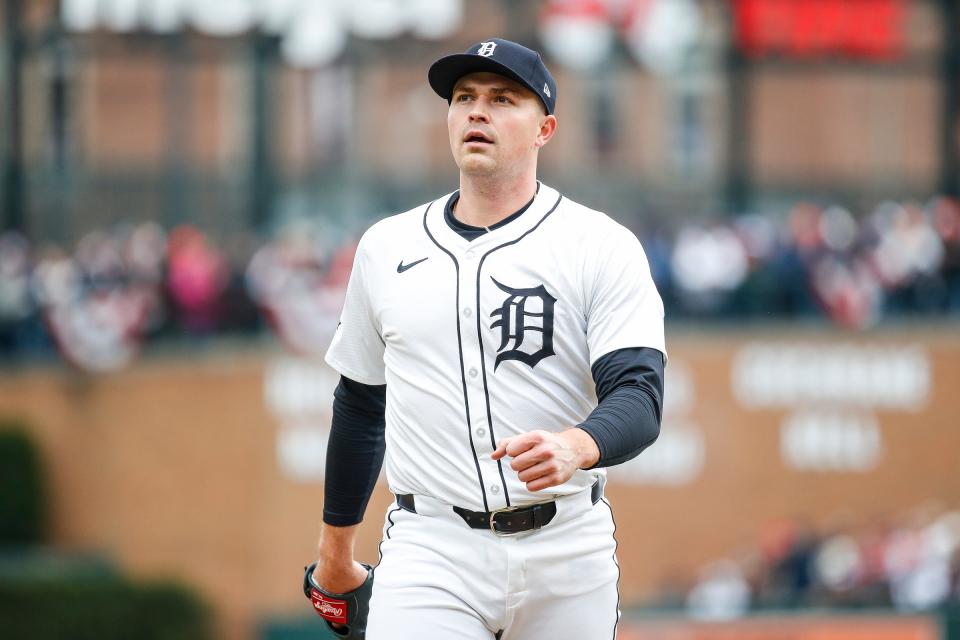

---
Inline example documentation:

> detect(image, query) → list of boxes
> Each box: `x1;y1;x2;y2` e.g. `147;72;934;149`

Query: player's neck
455;172;538;229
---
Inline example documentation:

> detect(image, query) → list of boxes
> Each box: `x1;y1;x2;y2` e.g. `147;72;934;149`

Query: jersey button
463;307;472;318
490;485;500;494
475;428;485;438
468;367;478;378
465;250;475;260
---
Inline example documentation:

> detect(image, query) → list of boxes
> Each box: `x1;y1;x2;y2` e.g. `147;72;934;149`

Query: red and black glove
303;562;374;639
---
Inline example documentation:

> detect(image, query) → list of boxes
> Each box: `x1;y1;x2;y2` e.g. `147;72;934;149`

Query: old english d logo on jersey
489;277;556;370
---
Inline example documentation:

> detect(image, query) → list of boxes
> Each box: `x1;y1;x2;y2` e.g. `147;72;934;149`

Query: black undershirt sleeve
577;347;665;468
322;376;387;527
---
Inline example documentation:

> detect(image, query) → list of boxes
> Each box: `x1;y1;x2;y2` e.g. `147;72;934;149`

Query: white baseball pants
365;489;621;640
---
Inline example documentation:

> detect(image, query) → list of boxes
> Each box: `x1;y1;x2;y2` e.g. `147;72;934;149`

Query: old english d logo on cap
477;41;497;57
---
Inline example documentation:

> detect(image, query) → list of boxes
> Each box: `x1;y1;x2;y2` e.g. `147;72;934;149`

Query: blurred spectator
219;231;265;335
32;230;152;373
686;558;751;620
870;202;945;314
810;256;883;329
814;532;862;599
671;222;748;315
246;220;354;358
930;196;960;311
122;221;168;335
885;505;956;611
0;232;41;357
166;226;229;336
764;519;819;607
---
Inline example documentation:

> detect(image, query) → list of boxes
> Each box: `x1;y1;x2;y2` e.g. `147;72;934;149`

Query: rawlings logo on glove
303;561;374;639
312;592;347;623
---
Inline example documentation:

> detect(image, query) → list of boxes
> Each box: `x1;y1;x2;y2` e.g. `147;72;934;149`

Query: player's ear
534;114;558;149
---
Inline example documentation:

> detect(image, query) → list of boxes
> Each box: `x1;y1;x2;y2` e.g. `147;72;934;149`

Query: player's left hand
492;428;600;492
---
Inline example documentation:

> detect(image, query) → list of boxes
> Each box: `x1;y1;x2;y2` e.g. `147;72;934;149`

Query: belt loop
532;504;544;530
591;477;603;504
396;494;417;513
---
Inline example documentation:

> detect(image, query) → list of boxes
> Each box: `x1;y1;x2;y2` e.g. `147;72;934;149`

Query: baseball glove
303;562;374;639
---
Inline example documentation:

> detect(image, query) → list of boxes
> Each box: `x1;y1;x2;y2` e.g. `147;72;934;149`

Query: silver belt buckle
488;504;522;536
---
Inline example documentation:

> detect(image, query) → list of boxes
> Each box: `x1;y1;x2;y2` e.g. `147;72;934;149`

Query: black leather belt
396;478;603;535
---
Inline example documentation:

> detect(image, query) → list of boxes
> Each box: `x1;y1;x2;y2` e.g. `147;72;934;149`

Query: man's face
447;72;556;179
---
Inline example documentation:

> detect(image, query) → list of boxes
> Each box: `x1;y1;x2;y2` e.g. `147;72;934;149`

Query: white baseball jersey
325;182;665;512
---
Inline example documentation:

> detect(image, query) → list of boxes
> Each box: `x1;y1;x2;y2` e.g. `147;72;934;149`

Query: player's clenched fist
492;428;600;492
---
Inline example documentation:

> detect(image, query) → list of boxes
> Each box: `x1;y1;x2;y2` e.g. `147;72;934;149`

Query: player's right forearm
313;522;370;595
317;522;361;562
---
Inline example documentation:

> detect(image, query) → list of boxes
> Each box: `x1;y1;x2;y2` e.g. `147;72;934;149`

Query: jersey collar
424;182;561;255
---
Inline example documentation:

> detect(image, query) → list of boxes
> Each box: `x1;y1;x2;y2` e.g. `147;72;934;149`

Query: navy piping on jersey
602;497;622;639
377;505;402;566
422;200;491;513
474;193;563;507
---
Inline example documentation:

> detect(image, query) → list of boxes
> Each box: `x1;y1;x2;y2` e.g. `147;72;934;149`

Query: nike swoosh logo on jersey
397;257;428;273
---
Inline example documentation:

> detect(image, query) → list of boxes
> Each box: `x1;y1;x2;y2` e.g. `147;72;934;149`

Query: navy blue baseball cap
428;38;557;115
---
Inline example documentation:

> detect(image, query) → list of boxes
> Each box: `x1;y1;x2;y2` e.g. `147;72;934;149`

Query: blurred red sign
733;0;906;60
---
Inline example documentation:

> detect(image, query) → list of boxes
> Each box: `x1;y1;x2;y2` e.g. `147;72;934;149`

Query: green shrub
0;422;210;638
0;576;213;640
0;423;47;545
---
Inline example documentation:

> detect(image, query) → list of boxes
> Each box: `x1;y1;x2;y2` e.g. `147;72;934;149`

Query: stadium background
1;0;959;639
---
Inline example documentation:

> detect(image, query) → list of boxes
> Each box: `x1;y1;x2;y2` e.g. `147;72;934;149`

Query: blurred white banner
62;0;463;67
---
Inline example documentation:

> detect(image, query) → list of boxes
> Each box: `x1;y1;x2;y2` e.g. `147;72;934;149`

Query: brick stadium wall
0;329;958;639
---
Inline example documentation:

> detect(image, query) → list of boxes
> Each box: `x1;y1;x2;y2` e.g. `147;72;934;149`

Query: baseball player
304;38;666;639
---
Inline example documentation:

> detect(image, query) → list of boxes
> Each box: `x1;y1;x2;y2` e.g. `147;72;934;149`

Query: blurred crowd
0;222;227;371
0;219;355;371
1;195;959;371
648;196;960;328
662;502;960;619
